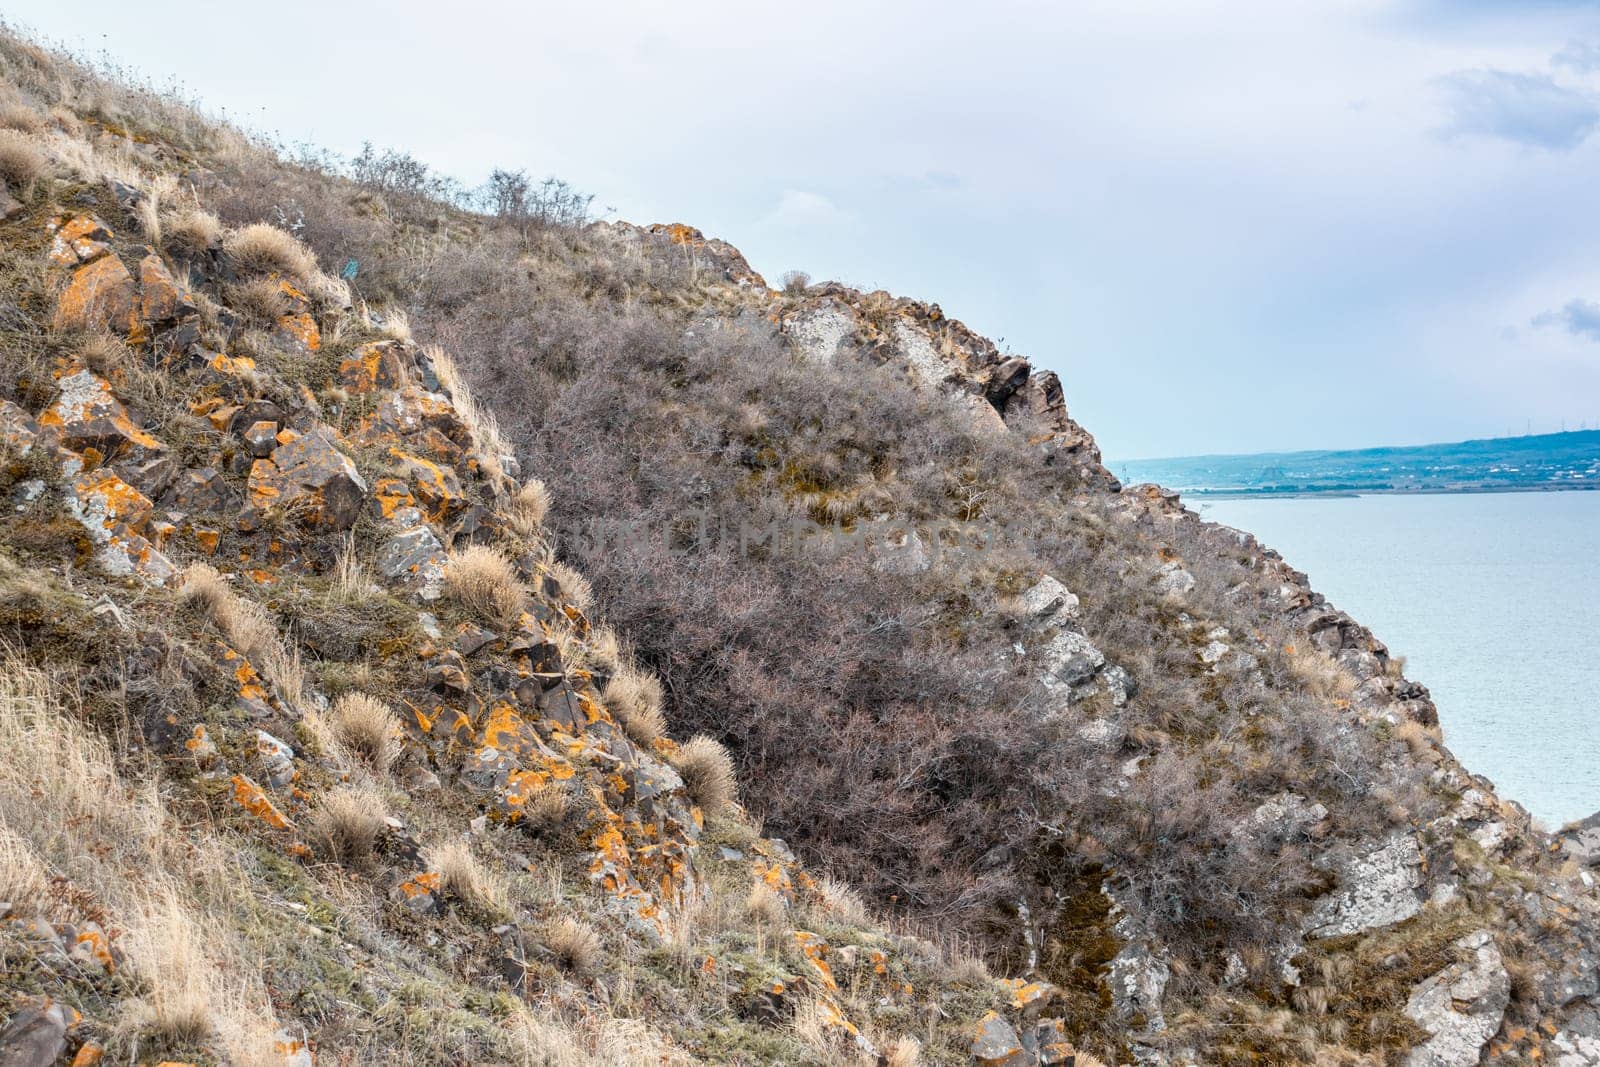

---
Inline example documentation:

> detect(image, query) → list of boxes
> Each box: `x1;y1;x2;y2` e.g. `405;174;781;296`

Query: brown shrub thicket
171;94;1433;991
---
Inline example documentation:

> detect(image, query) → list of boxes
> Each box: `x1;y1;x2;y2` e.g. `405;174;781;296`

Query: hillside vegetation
2;26;1600;1067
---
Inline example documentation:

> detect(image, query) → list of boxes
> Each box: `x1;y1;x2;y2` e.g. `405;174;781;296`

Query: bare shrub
331;692;399;774
223;222;317;281
780;269;811;294
444;545;527;630
603;662;666;747
543;916;602;976
307;786;388;866
0;129;45;191
673;736;737;816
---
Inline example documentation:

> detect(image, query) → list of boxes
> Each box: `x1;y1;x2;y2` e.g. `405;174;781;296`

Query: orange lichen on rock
52;253;136;334
230;774;292;830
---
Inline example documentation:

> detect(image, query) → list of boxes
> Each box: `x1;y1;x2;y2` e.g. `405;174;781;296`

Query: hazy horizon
12;0;1600;460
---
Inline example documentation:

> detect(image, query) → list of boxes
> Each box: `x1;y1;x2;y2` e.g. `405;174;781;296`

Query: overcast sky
12;1;1600;459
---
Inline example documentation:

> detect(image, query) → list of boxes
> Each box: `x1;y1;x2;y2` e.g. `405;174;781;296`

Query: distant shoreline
1180;483;1600;501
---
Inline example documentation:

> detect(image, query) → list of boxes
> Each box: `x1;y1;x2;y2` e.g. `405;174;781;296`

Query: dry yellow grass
814;874;870;925
424;345;511;480
0;822;49;910
228;275;292;323
0;650;284;1058
377;305;413;342
306;785;388;866
547;560;593;613
673;735;737;816
425;838;510;918
503;478;551;537
123;889;217;1044
330;691;399;774
178;563;305;711
223;222;318;281
602;662;666;747
543;916;603;976
883;1036;922;1067
0;103;43;132
0;128;45;191
745;880;785;926
524;786;570;833
445;545;527;630
162;205;221;256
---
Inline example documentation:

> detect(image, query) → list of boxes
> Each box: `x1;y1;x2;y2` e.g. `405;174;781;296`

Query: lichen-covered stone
53;253;136;334
1306;832;1423;938
970;1011;1027;1066
65;468;176;582
244;426;368;530
39;369;166;463
1403;930;1509;1067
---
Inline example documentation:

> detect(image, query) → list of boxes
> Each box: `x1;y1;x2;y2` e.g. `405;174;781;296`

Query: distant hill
1115;429;1600;495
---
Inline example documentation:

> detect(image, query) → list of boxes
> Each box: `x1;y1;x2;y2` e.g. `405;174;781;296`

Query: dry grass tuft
331;692;399;774
584;624;622;673
814;875;870;925
0;103;43;133
377;305;412;342
223;222;318;281
0;129;46;191
0;823;49;911
502;478;551;538
1394;719;1442;763
445;545;527;630
883;1036;922;1067
306;785;388;866
543;916;603;976
603;662;666;747
672;735;737;816
177;563;305;710
425;344;511;477
426;838;510;918
124;890;217;1044
547;560;593;613
162;206;221;257
524;786;570;833
228;275;291;324
745;881;786;926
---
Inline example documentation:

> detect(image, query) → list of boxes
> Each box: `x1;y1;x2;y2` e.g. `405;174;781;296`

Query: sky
10;1;1600;460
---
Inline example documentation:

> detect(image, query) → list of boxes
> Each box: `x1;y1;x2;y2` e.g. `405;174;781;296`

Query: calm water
1201;491;1600;828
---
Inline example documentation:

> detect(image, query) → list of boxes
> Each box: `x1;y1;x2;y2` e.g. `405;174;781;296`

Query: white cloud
756;190;853;230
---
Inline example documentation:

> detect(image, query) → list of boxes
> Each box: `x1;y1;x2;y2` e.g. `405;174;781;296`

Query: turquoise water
1200;491;1600;828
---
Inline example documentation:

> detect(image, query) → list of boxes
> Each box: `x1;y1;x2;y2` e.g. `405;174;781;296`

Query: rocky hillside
3;27;1600;1067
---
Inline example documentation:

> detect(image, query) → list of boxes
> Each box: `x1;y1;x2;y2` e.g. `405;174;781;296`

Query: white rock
1403;930;1509;1067
1306;833;1424;937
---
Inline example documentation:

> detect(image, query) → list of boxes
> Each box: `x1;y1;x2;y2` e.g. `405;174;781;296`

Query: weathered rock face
1404;931;1510;1067
1306;832;1424;938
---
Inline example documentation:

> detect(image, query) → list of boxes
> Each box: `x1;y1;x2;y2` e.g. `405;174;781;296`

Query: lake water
1200;491;1600;828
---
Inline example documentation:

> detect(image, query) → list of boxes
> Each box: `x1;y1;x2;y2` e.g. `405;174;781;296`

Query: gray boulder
1403;930;1509;1067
